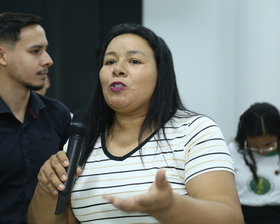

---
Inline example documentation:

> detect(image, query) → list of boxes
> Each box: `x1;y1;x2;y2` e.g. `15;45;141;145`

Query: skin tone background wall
143;0;280;142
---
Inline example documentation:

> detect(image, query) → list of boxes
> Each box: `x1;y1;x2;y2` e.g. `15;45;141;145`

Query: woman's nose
113;61;126;76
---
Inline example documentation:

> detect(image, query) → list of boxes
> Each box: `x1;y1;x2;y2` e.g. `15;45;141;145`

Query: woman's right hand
37;151;82;195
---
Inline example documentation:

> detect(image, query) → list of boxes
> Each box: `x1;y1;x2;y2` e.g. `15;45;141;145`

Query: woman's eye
130;59;140;64
105;60;115;65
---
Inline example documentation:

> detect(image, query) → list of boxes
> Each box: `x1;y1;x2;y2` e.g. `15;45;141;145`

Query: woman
28;23;244;224
228;102;280;224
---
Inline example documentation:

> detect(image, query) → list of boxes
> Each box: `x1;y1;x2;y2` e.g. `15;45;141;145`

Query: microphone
55;109;91;215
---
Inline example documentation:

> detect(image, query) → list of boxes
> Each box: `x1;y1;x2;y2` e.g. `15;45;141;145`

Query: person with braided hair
228;102;280;224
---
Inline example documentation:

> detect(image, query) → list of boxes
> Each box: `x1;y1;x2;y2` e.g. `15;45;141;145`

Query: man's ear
0;45;8;66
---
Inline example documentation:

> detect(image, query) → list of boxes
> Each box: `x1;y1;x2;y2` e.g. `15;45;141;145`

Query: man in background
0;12;71;223
34;75;51;96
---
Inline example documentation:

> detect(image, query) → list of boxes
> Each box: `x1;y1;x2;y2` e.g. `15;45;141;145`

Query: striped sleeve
180;115;234;183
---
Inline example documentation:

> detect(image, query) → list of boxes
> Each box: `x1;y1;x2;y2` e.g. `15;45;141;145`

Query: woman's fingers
155;168;167;188
37;151;69;195
49;152;69;182
103;168;175;215
56;150;70;168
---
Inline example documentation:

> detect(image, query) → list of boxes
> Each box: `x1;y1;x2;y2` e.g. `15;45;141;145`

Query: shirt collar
0;97;11;114
28;91;46;118
0;91;46;118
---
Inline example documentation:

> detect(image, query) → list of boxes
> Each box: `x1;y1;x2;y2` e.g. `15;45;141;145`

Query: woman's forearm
153;193;245;224
28;185;68;224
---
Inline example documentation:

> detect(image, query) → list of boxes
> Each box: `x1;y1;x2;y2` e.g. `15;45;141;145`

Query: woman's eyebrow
104;50;146;57
127;50;146;57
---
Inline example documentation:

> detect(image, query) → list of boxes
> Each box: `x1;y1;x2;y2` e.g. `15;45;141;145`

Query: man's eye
31;50;39;54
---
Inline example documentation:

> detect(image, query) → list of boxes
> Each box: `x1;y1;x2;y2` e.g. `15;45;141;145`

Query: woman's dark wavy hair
235;102;280;183
80;23;187;165
0;12;42;46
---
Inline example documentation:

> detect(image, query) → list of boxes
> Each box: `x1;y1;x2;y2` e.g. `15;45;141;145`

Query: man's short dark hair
0;12;42;45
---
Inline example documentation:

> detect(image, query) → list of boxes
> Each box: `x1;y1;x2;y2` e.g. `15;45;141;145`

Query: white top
228;140;280;206
71;110;234;223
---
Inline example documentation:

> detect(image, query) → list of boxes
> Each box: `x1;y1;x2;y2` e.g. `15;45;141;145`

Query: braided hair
235;102;280;183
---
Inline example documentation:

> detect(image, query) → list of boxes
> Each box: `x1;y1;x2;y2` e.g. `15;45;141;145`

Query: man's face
4;24;53;91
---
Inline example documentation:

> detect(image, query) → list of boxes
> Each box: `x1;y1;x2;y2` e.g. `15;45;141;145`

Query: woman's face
99;33;157;116
246;134;278;155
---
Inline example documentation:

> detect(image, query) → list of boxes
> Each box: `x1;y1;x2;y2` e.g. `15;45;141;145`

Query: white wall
143;0;280;142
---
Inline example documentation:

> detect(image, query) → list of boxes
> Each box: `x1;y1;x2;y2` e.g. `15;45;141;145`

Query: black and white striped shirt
71;110;234;223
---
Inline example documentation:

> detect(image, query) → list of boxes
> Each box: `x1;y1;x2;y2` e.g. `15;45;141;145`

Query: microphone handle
62;134;85;196
55;134;85;215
